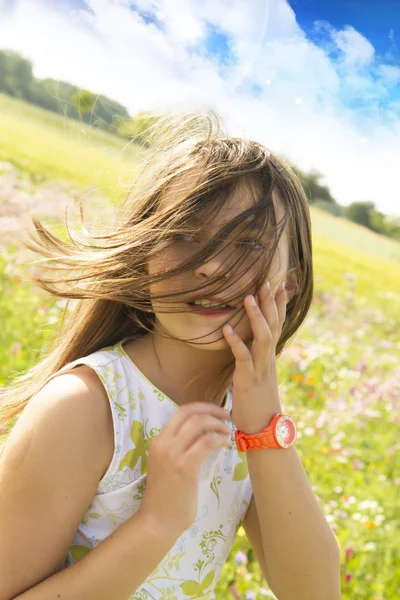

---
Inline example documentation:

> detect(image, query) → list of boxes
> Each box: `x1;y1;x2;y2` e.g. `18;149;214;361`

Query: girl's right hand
139;402;232;537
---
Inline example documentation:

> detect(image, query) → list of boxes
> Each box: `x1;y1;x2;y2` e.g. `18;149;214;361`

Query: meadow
1;93;399;599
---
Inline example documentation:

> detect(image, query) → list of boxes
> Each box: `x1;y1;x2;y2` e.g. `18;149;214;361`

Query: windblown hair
0;111;313;437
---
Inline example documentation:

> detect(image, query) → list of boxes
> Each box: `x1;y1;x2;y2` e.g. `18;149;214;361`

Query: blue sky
0;0;399;217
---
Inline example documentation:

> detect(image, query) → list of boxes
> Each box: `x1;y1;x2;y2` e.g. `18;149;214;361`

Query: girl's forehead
192;191;285;238
160;174;285;230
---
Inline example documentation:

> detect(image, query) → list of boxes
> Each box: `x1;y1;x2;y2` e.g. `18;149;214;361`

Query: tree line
0;48;398;241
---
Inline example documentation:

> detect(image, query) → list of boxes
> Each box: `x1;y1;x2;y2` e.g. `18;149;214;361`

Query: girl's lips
186;303;235;316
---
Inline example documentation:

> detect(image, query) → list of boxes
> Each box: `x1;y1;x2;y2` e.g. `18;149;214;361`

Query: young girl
0;112;340;600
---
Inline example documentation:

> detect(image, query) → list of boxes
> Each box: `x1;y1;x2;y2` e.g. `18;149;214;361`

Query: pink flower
345;547;355;562
352;459;364;470
345;573;352;583
11;343;21;357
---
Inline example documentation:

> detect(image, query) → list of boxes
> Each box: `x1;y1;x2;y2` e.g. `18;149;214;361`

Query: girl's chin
165;326;231;349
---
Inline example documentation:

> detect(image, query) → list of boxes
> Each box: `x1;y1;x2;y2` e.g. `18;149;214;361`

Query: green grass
1;94;399;598
0;92;144;201
311;206;400;265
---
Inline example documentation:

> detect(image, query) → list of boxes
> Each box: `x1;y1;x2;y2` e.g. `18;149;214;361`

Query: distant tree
291;166;337;205
0;49;33;99
29;78;76;114
116;111;161;146
385;216;400;241
313;199;344;217
344;201;376;229
0;49;130;134
71;89;97;116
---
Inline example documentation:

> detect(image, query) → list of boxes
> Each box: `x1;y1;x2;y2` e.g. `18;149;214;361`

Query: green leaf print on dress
209;475;222;510
180;570;215;598
69;545;91;561
131;525;227;599
232;451;248;481
119;419;159;474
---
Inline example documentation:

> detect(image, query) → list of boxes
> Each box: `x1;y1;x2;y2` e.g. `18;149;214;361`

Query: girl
0;112;339;600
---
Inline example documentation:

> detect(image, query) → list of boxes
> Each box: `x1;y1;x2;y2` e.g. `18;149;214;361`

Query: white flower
326;514;335;523
359;499;379;510
364;542;376;551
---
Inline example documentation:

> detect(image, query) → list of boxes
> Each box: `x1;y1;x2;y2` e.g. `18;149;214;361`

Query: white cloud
332;25;375;67
0;0;399;217
378;63;400;86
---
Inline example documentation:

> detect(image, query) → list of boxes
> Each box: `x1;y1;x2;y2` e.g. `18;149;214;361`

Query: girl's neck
124;332;232;408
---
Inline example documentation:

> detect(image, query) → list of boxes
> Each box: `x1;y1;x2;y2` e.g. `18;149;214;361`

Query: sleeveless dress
46;336;253;600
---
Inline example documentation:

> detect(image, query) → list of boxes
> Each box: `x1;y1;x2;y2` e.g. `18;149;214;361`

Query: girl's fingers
276;283;287;328
223;325;254;373
245;295;273;343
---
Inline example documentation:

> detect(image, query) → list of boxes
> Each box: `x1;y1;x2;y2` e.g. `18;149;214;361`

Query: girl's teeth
193;301;229;308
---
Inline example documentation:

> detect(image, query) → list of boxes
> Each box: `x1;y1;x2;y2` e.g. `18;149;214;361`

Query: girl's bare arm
1;365;231;600
0;366;177;600
13;510;178;600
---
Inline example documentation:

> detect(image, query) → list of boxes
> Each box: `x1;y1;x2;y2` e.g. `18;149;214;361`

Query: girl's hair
0;111;313;437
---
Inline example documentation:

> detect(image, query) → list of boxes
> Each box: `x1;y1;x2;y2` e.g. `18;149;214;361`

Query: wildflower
291;374;304;383
235;551;248;565
229;584;241;599
345;573;352;583
11;343;21;357
345;547;355;562
358;499;378;510
352;459;364;470
345;496;357;505
366;521;376;528
364;542;376;551
246;592;256;600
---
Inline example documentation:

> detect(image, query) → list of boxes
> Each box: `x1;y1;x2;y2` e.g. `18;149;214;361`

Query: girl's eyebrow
190;216;271;233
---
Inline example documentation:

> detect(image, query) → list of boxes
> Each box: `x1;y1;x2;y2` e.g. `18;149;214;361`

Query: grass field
1;93;399;599
0;92;142;201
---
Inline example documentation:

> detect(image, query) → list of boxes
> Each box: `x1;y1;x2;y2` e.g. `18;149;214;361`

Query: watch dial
277;417;296;447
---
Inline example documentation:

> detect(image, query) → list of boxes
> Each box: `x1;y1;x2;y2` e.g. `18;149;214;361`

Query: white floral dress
48;337;253;600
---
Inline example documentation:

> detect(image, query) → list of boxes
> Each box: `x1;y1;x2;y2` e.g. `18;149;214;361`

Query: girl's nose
193;249;234;280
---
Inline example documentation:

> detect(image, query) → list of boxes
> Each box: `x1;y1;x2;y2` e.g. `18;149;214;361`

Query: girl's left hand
222;280;288;435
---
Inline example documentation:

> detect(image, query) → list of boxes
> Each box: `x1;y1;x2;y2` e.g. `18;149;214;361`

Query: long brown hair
0;111;313;437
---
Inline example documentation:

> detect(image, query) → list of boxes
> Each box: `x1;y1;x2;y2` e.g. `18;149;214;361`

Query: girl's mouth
186;302;235;316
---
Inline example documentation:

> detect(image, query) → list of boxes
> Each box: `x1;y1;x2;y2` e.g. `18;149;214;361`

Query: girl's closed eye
171;233;266;252
236;239;266;251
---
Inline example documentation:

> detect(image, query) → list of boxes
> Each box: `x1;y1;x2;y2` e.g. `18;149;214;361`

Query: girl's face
148;182;290;352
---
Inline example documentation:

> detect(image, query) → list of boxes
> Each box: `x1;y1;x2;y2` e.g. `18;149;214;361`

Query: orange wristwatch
234;413;297;452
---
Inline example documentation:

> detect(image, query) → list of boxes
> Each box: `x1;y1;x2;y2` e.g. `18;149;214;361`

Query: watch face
276;416;296;447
